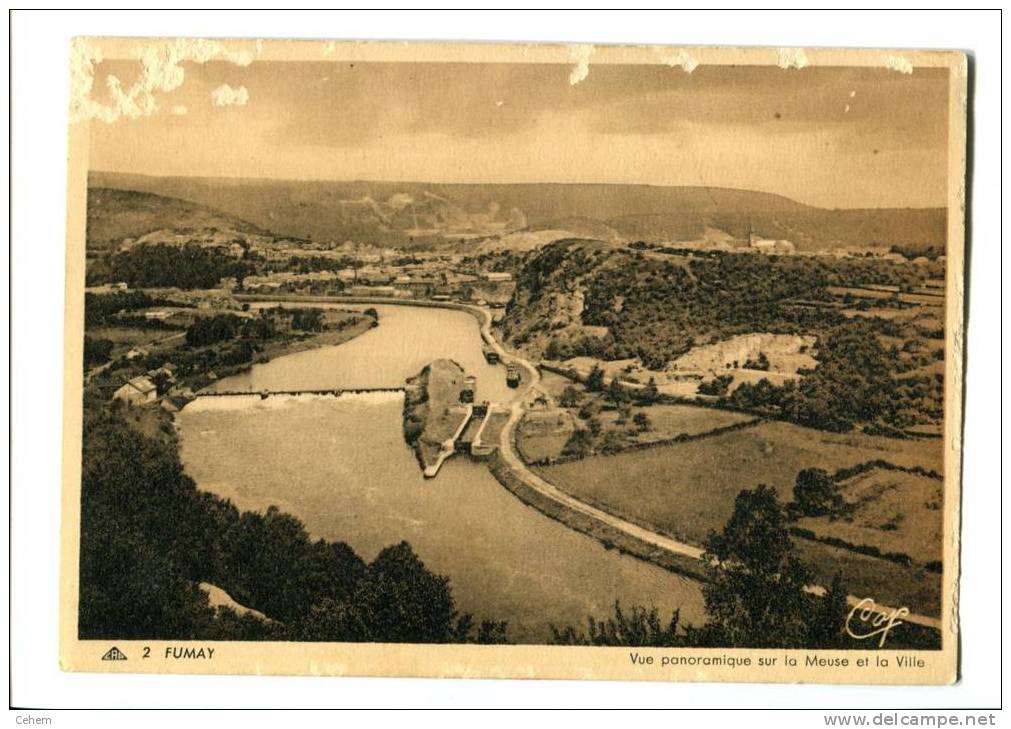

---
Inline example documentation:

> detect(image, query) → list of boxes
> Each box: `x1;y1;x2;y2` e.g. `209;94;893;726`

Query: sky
82;46;951;209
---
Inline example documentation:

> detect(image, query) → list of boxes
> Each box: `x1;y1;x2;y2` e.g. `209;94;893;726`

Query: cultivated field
88;325;182;359
796;468;944;565
537;420;945;613
539;420;942;545
520;371;757;463
516;409;577;463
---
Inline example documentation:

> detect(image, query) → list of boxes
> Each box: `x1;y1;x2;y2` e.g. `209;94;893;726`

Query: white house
143;307;175;321
113;376;158;405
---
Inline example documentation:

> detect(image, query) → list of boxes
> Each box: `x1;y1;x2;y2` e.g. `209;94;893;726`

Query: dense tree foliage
561;428;594;458
792;468;843;517
727;320;930;431
84;290;155;326
79;409;504;642
185;314;243;346
507;244;943;432
109;244;253;289
551;602;683;646
808;573;850;648
290;308;324;332
701;485;818;648
558;385;582;408
585;364;605;392
83;336;114;367
580;252;838;366
697;374;733;397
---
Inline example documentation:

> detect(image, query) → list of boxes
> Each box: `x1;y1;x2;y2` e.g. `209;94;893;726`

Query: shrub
793;468;843;517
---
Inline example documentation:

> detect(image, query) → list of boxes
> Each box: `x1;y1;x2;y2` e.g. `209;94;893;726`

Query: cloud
69;37;255;123
568;44;594;86
211;83;249;107
170;105;188;116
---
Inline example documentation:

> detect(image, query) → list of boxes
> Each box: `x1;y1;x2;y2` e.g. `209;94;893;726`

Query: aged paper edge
58;39;968;685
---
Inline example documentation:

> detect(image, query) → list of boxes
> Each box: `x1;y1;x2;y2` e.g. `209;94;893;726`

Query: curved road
236;294;943;632
479;311;942;632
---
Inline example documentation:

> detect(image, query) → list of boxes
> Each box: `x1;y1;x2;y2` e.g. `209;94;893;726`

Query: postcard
60;38;967;683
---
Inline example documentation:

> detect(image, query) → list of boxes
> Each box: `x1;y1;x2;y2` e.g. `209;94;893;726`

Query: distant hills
87;171;946;254
85;187;271;255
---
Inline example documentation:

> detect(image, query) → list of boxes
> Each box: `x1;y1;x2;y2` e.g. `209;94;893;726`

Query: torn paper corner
655;48;699;74
777;47;808;70
884;54;914;74
568;44;594;86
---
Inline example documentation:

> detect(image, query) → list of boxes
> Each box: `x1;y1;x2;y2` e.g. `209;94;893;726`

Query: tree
562;428;594;458
607;377;627;405
109;244;252;289
807;572;850;648
291;308;325;332
150;370;173;395
551;601;684;647
344;541;457;643
638;377;659;406
615;402;632;424
698;374;734;397
585;364;605;391
702;485;812;648
185;314;242;347
577;400;598;420
83;336;114;368
600;429;626;453
559;385;582;408
633;412;652;433
78;526;216;639
793;467;842;517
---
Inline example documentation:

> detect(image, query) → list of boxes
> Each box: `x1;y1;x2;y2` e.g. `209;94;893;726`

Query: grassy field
540;420;942;544
537;420;944;614
88;325;182;358
529;371;757;462
796;468;944;565
516;409;577;463
479;410;511;446
794;539;942;615
517;403;756;463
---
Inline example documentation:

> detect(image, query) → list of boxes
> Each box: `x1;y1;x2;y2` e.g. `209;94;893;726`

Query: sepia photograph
56;36;967;684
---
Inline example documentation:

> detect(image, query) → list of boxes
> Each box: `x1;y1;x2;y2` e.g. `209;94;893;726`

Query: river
177;303;704;642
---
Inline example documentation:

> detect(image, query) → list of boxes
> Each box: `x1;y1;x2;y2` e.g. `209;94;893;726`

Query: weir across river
197;386;407;399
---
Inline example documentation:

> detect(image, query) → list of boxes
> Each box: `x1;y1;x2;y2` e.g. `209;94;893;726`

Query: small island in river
402;359;473;473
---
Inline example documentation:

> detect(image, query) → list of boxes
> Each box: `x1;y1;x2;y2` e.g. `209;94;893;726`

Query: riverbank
487;451;708;583
89;306;378;450
248;313;376;369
